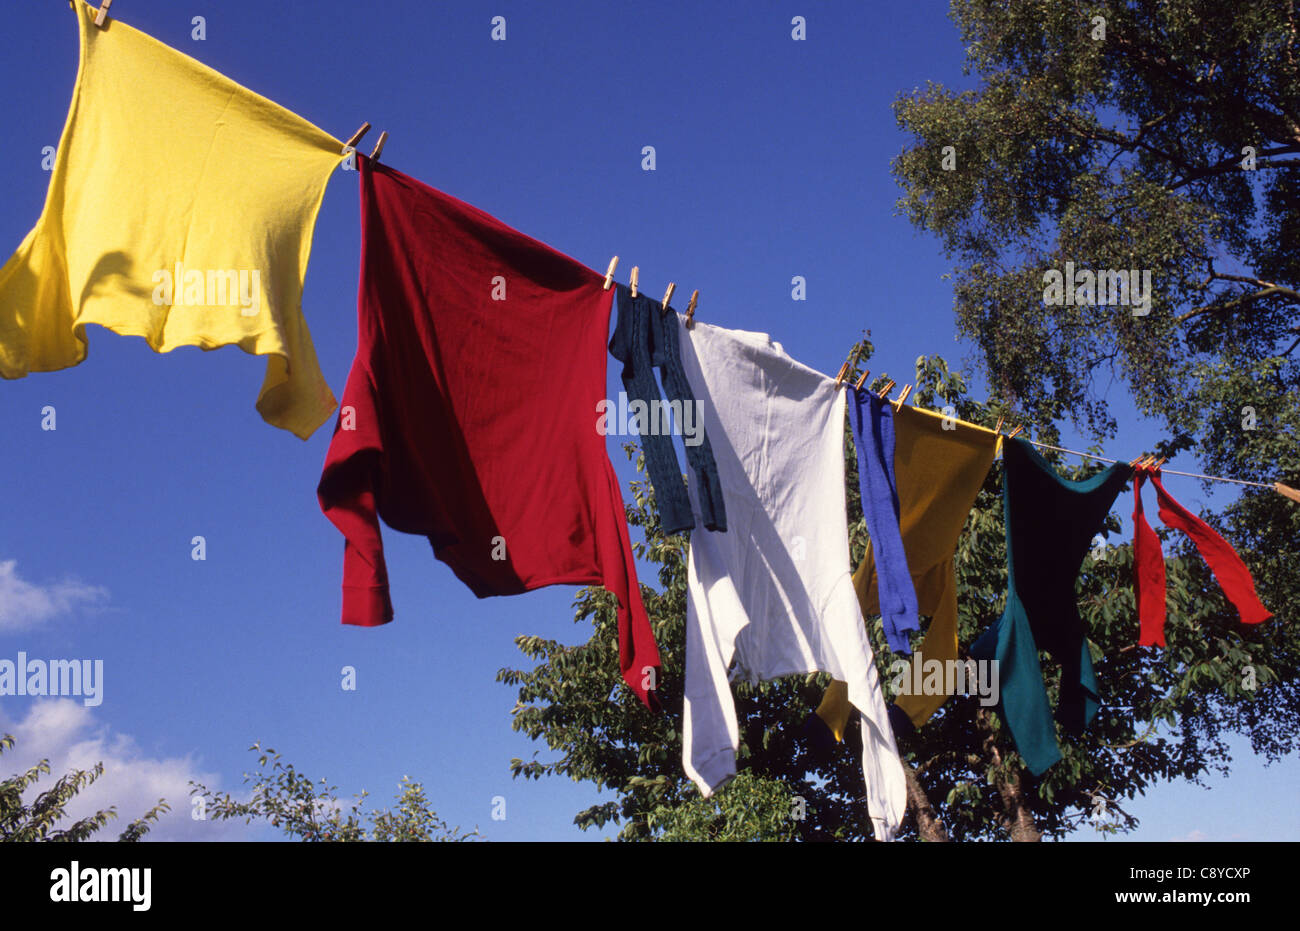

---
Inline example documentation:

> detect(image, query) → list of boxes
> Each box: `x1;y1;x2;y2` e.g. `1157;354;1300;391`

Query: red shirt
318;155;660;709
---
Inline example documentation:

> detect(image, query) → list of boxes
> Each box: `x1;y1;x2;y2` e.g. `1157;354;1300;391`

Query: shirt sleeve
317;362;393;626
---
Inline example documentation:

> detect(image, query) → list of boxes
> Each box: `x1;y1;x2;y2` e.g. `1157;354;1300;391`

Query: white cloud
0;560;108;632
0;699;257;841
1170;828;1209;842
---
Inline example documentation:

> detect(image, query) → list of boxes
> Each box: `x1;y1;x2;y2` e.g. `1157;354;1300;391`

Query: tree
0;734;169;841
891;0;1298;436
888;0;1299;788
189;743;481;842
500;4;1297;839
499;348;1291;841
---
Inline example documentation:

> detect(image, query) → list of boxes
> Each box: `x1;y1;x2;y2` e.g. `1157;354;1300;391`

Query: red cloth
1132;469;1168;646
1132;466;1272;646
318;155;660;709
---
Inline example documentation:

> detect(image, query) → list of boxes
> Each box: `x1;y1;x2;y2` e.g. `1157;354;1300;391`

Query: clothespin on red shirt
370;131;389;162
94;0;113;27
685;290;699;328
603;257;619;290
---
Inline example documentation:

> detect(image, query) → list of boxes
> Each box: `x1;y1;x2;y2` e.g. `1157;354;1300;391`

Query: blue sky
0;0;1293;841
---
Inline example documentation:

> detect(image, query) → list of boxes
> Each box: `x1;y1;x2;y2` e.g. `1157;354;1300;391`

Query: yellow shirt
817;406;1000;737
0;0;345;438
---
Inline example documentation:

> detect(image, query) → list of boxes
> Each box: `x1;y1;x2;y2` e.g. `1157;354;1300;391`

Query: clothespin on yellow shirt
370;131;389;162
891;384;913;411
603;257;619;290
685;290;699;328
630;266;639;298
343;123;371;155
94;0;113;27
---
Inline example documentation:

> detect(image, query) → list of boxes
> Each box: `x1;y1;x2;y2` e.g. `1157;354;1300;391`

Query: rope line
1022;439;1276;489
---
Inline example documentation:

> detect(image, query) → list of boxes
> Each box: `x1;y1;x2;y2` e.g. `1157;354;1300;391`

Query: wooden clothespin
662;283;676;309
835;346;863;387
343;123;371;154
892;384;913;410
1275;482;1300;505
854;369;871;390
1006;424;1024;439
603;257;619;290
876;379;896;399
370;131;389;162
994;417;1005;435
630;267;639;298
1151;457;1167;469
685;290;699;328
94;0;113;27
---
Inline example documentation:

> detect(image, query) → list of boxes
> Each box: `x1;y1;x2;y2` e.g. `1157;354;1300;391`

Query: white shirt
676;317;906;841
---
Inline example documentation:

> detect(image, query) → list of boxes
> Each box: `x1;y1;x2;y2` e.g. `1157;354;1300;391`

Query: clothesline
892;401;1283;491
1020;439;1277;489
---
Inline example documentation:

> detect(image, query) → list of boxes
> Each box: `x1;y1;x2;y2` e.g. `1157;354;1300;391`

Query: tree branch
1170;146;1300;189
1177;283;1300;324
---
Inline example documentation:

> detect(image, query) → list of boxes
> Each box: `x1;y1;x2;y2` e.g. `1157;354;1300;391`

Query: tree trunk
993;767;1042;842
977;709;1042;842
904;760;950;842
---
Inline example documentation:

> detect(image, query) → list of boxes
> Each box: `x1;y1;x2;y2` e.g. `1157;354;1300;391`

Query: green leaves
188;743;481;842
0;734;168;842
